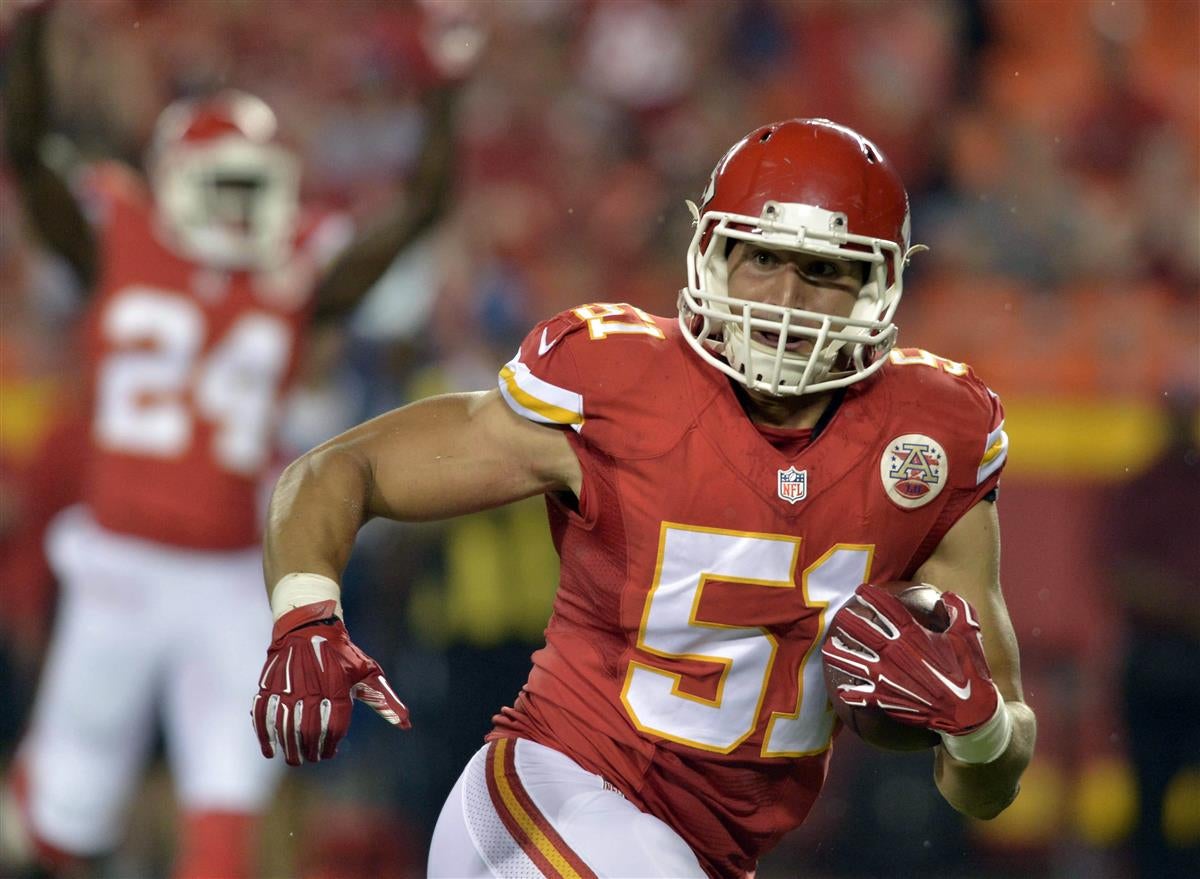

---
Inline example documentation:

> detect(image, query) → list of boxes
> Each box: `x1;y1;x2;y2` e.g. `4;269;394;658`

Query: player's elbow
273;442;373;519
963;793;1016;821
936;767;1024;821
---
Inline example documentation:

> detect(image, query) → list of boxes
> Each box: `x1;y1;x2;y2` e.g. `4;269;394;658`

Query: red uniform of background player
250;118;1036;878
0;5;466;877
77;158;337;549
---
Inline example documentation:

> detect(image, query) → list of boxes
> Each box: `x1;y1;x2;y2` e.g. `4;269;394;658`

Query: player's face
726;242;863;350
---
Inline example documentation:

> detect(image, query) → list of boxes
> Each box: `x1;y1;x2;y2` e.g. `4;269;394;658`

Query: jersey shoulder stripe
879;348;1009;489
499;352;584;431
977;409;1009;486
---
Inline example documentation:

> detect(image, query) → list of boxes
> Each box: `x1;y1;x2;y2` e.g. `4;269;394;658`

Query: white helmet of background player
679;118;923;396
148;89;300;270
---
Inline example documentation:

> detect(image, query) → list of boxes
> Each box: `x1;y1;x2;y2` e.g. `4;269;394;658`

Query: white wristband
270;572;343;622
940;691;1013;765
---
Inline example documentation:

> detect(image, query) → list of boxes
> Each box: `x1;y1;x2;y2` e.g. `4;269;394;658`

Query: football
823;581;949;751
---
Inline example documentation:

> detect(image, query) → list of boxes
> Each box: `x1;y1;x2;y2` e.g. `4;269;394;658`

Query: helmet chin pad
721;320;840;393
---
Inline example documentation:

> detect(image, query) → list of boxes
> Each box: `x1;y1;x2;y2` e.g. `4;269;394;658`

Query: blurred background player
251;118;1036;878
0;3;477;877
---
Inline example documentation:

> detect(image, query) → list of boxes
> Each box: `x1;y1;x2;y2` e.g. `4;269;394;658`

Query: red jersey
490;303;1008;878
78;163;351;549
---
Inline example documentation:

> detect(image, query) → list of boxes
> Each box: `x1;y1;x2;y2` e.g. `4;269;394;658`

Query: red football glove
251;600;410;766
822;584;1000;738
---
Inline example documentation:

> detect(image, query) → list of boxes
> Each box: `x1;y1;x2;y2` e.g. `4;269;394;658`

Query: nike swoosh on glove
821;584;1000;737
252;600;410;766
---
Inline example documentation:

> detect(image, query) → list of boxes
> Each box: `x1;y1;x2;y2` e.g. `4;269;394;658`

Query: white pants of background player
428;736;707;878
15;506;282;855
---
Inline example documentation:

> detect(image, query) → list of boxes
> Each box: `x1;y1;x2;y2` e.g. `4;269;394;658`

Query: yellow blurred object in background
1163;767;1200;846
1002;400;1168;481
970;758;1066;846
1073;757;1137;846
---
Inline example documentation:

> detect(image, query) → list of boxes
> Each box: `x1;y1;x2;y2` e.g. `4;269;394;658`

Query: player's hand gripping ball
822;581;1004;753
821;582;949;750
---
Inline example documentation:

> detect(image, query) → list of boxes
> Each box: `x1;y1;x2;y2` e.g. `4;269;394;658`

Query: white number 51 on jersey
621;523;873;757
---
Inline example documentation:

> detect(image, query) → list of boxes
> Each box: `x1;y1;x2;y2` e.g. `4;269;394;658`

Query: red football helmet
678;118;920;396
147;90;299;270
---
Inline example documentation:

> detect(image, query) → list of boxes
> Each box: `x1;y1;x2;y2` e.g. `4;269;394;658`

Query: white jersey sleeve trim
498;352;584;433
977;420;1009;485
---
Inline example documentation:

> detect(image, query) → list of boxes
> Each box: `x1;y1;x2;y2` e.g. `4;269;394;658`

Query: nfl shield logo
777;467;808;504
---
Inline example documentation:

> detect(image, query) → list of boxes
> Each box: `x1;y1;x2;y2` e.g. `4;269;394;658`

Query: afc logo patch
880;434;948;509
777;466;808;504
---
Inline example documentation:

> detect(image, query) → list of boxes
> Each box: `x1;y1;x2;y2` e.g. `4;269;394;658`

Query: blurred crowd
1;1;1197;877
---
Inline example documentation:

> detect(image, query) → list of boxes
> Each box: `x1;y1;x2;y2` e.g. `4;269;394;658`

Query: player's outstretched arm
310;80;461;324
913;500;1037;819
253;389;580;763
3;4;96;290
264;388;579;584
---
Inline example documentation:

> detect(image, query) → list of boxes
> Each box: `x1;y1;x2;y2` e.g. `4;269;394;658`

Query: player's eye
750;248;780;268
805;258;862;286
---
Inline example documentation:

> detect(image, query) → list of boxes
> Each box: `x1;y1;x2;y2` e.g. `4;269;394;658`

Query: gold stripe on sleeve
499;365;584;426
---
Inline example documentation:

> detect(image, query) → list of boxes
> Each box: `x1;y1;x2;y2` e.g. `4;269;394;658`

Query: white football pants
428;737;706;878
16;506;282;855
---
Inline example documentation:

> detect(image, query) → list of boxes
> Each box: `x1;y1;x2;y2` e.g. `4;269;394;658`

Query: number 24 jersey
77;163;349;549
490;303;1008;878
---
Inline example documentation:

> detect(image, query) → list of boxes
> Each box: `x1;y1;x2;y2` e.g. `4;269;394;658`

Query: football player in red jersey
1;5;472;878
251;119;1037;878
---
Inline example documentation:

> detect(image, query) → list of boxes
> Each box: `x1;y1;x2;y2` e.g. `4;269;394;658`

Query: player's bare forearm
934;700;1036;818
4;4;96;289
311;84;460;323
4;5;50;169
263;389;579;589
915;501;1036;816
263;442;373;588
